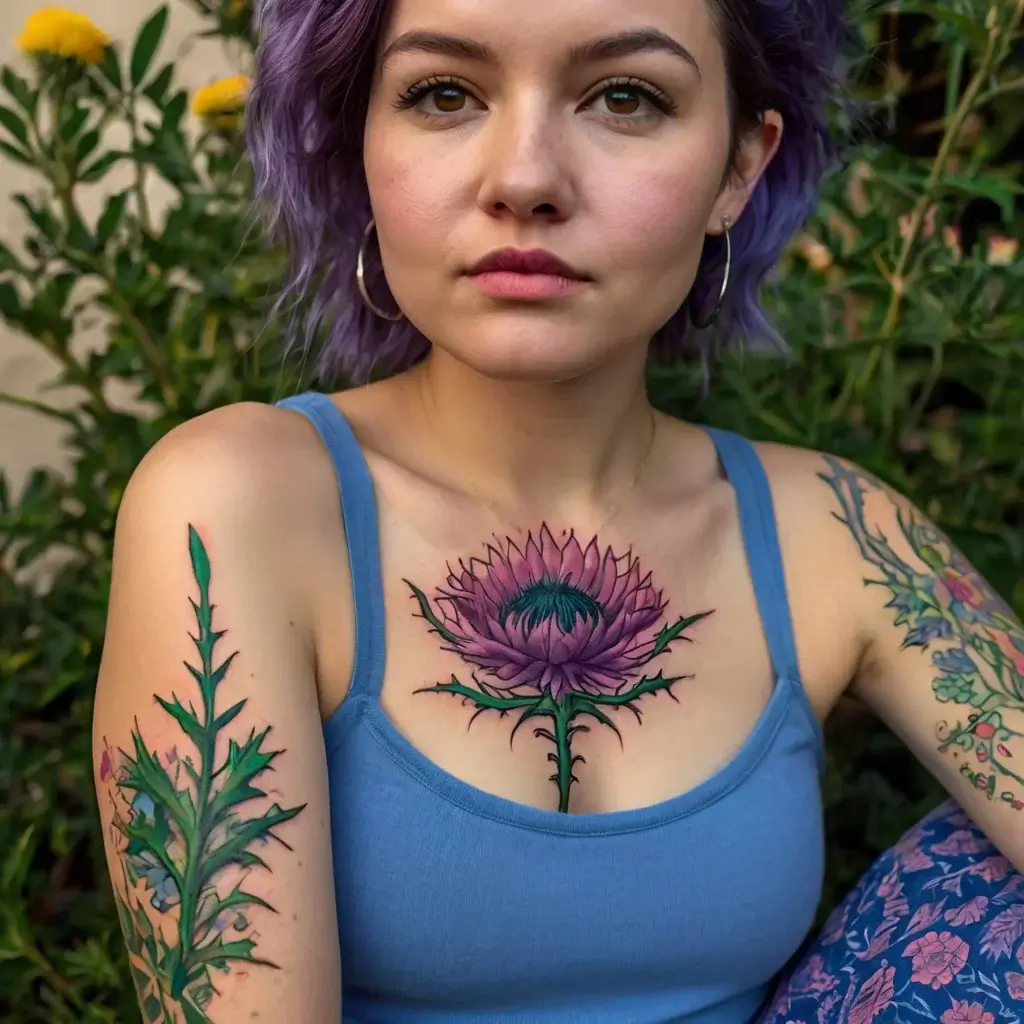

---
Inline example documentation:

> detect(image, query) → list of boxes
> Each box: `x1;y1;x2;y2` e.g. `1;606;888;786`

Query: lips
466;248;589;280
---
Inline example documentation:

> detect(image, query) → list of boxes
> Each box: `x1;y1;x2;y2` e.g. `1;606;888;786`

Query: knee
762;801;1024;1023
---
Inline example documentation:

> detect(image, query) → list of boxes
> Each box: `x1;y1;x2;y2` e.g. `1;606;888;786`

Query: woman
92;0;1024;1021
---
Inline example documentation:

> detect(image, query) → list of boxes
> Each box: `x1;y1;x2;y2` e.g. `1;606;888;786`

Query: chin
441;320;611;384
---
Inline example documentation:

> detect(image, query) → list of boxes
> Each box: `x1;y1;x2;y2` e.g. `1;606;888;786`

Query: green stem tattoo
406;526;714;813
820;457;1024;809
102;526;305;1022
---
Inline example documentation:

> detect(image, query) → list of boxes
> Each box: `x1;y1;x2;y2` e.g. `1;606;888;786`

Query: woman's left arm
817;454;1024;867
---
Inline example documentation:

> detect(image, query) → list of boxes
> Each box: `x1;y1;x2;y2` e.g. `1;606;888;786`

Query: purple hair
248;0;849;384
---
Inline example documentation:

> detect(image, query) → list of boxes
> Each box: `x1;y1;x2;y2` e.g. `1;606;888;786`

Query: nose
474;97;576;222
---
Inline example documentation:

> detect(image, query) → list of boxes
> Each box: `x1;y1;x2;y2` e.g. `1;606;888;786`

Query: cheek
365;129;466;263
599;159;721;276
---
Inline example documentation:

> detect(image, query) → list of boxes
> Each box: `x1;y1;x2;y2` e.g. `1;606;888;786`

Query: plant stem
553;699;575;813
126;93;151;236
177;620;218;977
880;18;1005;338
18;937;88;1015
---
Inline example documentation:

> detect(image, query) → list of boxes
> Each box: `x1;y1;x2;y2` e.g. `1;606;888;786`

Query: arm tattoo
98;526;305;1023
404;524;713;813
820;457;1024;808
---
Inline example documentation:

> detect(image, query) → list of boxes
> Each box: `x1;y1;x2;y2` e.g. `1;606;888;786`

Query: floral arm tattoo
820;458;1024;808
98;526;304;1023
405;524;713;813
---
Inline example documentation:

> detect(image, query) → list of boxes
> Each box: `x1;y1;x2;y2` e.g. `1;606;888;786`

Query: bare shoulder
112;399;355;685
747;437;861;552
118;400;347;577
744;439;882;706
123;400;336;524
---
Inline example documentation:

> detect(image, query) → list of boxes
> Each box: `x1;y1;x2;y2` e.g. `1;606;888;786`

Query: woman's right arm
93;406;342;1023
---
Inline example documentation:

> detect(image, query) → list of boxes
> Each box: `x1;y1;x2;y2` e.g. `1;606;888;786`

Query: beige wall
0;1;233;493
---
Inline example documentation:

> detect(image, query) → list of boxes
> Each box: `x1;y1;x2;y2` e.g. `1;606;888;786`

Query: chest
345;509;823;817
328;693;826;1016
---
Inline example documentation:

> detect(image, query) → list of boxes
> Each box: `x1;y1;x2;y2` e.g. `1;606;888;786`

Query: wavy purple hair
248;0;849;384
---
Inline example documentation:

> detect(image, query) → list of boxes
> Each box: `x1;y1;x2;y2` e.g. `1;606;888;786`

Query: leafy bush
0;0;1021;1019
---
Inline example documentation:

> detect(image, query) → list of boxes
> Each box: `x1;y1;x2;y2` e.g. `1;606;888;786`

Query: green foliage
0;0;1021;1018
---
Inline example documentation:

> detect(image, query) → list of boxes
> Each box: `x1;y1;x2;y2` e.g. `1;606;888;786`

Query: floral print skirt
761;801;1024;1024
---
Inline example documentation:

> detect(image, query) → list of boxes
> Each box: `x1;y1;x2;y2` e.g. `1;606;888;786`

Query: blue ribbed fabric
277;392;825;1024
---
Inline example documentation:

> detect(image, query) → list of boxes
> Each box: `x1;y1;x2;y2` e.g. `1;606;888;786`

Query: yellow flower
191;74;251;125
15;7;111;65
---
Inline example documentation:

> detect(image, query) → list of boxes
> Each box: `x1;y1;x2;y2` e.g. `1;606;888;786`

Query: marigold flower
191;74;251;124
15;7;111;65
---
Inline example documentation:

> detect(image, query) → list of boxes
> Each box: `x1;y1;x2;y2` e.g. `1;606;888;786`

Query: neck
402;347;658;524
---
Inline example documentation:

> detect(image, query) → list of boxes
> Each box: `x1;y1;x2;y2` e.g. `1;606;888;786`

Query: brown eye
603;87;643;117
432;85;467;113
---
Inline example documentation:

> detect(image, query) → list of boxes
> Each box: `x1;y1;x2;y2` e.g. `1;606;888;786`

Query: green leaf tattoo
820;458;1024;809
406;524;713;813
99;525;305;1022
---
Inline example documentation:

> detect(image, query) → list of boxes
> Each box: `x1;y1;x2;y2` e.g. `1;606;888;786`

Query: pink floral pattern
760;801;1024;1024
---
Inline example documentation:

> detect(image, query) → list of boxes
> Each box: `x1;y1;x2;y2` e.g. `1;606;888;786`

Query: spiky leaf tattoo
101;526;304;1022
406;525;713;812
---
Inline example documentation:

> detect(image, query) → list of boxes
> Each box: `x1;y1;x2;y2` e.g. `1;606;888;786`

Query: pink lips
465;247;590;300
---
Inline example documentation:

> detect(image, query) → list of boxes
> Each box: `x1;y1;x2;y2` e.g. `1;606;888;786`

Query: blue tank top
277;391;825;1024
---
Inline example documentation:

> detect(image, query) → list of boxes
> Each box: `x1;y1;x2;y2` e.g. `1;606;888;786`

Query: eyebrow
379;27;702;78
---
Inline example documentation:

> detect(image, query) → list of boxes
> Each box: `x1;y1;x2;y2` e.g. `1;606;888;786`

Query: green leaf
98;47;123;91
0;281;24;320
199;803;305;886
154;691;204;748
142;994;163;1023
12;195;59;242
193;882;274;940
119;730;193;834
75;129;102;167
206;727;279;825
1;826;36;894
189;934;272;972
143;64;175;105
188;525;211;599
97;191;129;245
0;140;32;166
180;998;214;1024
131;7;170;88
59;106;90;143
650;610;715;659
1;68;36;115
0;104;29;147
213;698;246;732
115;892;143;957
80;150;125;182
66;206;95;252
938;172;1022;222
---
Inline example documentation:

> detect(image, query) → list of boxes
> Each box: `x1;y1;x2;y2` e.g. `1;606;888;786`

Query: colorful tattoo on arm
820;458;1024;808
405;524;713;813
98;526;305;1023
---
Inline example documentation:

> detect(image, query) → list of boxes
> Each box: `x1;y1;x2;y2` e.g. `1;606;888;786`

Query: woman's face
363;0;780;384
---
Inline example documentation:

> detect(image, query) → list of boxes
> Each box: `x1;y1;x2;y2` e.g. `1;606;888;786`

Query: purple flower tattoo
405;525;713;811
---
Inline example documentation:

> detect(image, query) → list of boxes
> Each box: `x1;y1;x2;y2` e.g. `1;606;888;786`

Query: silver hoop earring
690;216;733;330
356;217;405;322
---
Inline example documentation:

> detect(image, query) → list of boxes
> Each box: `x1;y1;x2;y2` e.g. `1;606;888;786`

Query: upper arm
818;454;1024;864
93;405;341;1022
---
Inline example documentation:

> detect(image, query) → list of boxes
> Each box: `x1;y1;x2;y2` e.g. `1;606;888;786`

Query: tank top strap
276;391;386;699
701;427;801;684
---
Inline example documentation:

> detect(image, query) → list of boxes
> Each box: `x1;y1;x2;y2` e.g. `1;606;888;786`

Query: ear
707;111;783;233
